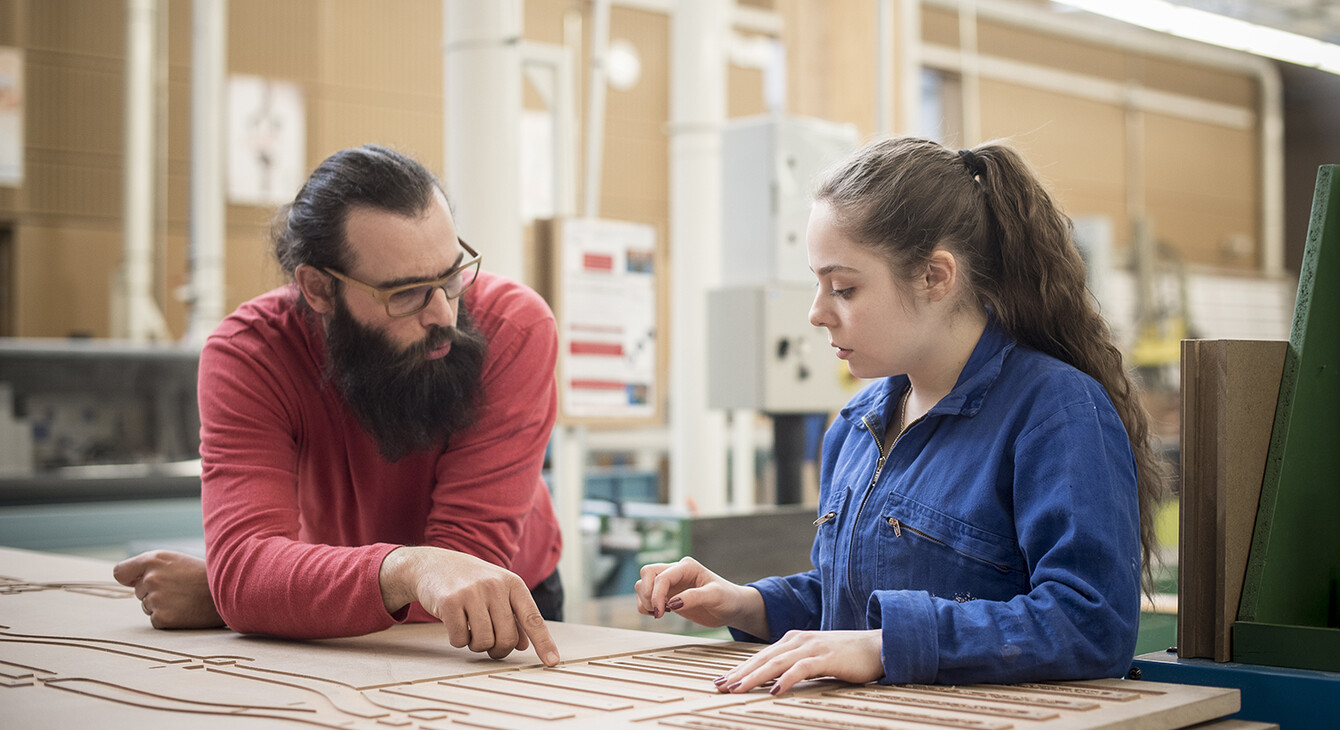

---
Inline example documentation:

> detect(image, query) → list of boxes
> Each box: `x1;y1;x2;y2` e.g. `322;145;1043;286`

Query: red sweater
199;271;561;638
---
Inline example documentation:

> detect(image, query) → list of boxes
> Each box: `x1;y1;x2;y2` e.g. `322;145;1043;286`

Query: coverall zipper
846;404;926;609
844;414;893;609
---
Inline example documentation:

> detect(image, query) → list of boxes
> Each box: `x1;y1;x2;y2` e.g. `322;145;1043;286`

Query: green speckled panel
1236;165;1340;671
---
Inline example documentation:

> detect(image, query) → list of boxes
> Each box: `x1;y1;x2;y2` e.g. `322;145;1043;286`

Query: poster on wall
227;75;305;206
0;48;23;187
554;218;658;423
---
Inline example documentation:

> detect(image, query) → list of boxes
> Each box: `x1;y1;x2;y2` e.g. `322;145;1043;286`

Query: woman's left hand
716;629;885;696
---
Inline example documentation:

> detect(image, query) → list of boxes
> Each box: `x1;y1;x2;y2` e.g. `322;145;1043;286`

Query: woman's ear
294;264;336;314
923;249;958;303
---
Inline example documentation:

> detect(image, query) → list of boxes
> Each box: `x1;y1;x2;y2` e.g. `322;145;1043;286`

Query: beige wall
0;0;1266;338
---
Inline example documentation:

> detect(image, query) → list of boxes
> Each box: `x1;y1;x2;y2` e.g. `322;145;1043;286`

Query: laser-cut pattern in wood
2;548;1242;728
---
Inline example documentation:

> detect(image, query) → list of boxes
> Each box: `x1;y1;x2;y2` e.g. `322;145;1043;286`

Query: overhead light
1052;0;1340;75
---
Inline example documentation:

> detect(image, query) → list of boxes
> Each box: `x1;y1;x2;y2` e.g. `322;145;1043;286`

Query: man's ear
923;248;958;303
294;264;336;314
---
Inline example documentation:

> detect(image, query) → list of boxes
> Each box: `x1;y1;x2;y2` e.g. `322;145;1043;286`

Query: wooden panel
977;79;1129;242
228;0;319;80
824;0;878;137
1131;56;1256;110
602;5;669;229
1;547;1244;730
779;0;830;122
222;225;286;316
781;0;880;136
26;0;122;57
1144;114;1259;269
315;0;440;99
24;54;122;157
1177;339;1287;661
13;223;120;338
0;0;23;46
979;18;1129;84
728;60;768;120
921;5;960;48
307;94;441;165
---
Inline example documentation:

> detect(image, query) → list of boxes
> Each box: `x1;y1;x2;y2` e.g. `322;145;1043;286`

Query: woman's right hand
634;557;768;638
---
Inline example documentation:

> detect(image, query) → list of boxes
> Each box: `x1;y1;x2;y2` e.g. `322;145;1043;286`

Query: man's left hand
113;550;226;630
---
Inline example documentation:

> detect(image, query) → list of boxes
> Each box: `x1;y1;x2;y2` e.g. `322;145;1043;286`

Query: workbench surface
1;547;1245;729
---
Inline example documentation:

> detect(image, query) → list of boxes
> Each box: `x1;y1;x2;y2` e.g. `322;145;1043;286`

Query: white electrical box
708;284;853;413
721;115;860;286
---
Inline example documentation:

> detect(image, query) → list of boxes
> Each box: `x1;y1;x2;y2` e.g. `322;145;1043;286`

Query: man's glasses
322;238;481;318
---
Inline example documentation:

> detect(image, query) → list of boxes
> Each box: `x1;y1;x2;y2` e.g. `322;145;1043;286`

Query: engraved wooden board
1;547;1239;728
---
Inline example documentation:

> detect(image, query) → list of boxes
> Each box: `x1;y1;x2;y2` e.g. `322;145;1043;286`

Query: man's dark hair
271;145;444;277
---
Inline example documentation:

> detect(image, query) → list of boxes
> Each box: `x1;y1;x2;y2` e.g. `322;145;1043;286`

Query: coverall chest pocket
876;492;1029;602
813;488;851;572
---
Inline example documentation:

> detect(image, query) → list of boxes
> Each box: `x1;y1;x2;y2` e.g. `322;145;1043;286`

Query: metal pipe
584;0;610;219
184;0;227;347
119;0;168;341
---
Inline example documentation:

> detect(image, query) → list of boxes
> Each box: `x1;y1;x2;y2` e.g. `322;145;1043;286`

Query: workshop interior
0;1;1338;728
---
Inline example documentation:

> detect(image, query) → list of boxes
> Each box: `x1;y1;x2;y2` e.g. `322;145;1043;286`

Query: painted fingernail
666;597;684;611
652;607;661;619
727;681;743;693
769;683;782;695
712;676;727;686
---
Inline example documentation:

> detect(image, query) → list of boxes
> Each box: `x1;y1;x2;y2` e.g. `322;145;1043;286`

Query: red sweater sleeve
198;297;401;638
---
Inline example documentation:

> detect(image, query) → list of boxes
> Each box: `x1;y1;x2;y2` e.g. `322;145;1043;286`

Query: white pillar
184;0;227;347
118;0;169;341
668;0;730;515
444;0;525;284
551;424;588;623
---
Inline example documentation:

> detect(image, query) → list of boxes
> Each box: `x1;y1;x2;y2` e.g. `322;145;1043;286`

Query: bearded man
113;146;562;666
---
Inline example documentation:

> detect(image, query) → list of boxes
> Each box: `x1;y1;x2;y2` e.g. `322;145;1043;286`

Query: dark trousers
530;568;564;622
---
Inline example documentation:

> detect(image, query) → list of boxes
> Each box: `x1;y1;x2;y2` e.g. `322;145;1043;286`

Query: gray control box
707;284;853;413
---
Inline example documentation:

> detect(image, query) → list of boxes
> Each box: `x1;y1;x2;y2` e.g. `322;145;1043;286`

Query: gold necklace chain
883;383;913;459
897;383;912;434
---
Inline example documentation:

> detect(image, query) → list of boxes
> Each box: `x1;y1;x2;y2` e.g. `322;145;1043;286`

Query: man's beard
322;297;488;462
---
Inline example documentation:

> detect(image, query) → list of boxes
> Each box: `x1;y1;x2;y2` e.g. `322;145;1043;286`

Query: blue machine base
1131;650;1340;729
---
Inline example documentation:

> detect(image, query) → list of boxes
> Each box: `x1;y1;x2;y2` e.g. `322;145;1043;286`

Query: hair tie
958;149;985;179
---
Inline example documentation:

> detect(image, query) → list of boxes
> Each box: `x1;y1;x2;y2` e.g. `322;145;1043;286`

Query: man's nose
418;286;458;329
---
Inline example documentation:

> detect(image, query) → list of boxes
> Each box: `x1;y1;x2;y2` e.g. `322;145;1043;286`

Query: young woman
636;137;1164;695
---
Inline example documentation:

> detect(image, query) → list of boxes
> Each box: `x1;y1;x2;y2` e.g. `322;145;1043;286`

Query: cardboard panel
1177;339;1287;661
